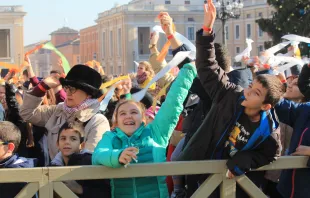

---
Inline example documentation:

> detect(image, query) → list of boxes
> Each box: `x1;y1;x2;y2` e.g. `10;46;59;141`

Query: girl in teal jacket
92;63;196;198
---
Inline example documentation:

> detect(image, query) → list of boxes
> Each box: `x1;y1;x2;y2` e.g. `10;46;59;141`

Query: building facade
96;0;272;75
50;27;79;70
213;0;273;63
80;25;99;63
0;6;26;66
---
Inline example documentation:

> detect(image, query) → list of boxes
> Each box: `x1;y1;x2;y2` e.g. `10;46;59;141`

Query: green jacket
92;63;196;198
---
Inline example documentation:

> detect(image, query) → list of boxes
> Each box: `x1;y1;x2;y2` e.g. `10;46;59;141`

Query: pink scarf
63;98;98;115
136;72;148;84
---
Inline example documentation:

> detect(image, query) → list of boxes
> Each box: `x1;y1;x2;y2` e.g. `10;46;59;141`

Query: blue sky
2;0;131;45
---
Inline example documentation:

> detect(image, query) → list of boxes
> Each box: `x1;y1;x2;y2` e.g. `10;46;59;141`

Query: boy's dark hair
57;122;83;143
0;121;21;152
22;70;28;77
256;74;286;107
214;43;231;73
50;70;61;75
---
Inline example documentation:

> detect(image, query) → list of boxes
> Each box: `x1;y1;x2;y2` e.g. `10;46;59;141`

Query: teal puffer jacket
92;63;197;198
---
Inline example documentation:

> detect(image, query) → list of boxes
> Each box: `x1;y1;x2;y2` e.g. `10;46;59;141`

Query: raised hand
159;12;174;36
150;31;159;45
203;0;217;34
43;75;60;88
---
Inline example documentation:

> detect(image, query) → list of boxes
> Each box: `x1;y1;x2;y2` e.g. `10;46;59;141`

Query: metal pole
222;19;226;46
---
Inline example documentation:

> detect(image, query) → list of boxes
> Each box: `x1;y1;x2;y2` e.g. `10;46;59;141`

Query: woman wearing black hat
20;65;110;160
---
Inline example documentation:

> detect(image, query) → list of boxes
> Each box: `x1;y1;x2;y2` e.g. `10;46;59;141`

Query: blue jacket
275;99;310;198
0;154;37;198
92;63;197;198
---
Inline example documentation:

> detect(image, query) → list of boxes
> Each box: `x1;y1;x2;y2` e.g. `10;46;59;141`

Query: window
187;27;195;41
246;14;251;18
77;56;80;63
258;27;263;37
165;1;171;4
102;32;106;58
247;24;251;38
235;25;240;39
110;66;113;75
258;45;264;52
188;17;194;22
225;26;229;40
118;28;122;56
236;47;240;54
271;11;274;16
0;29;11;58
110;31;113;56
185;1;190;4
118;66;122;74
258;12;263;17
93;52;97;60
138;27;150;55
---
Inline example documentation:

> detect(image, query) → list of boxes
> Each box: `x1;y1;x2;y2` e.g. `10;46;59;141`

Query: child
0;121;36;198
274;64;310;198
52;122;111;198
178;1;285;197
92;60;196;197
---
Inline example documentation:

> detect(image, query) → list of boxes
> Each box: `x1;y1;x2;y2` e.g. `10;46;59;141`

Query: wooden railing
1;156;308;198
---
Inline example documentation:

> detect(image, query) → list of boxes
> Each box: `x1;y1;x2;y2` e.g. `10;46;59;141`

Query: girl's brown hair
112;100;146;129
139;61;155;78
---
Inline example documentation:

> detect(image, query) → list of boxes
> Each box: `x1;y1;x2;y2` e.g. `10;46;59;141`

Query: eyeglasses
63;86;77;94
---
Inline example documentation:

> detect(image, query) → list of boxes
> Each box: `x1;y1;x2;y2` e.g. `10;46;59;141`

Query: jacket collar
114;123;146;142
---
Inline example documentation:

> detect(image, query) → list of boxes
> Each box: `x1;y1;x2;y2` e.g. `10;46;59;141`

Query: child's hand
159;12;174;36
203;0;216;34
292;145;310;156
226;170;235;179
119;147;138;165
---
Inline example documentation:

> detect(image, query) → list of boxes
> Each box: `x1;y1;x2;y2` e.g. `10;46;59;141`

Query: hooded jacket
92;63;197;198
0;154;37;198
178;30;278;177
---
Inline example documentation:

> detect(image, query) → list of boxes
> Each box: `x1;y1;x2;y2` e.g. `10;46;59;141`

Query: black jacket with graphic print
178;30;278;177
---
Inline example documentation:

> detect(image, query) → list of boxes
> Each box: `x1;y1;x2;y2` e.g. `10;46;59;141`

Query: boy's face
241;80;271;111
57;129;82;157
0;139;14;161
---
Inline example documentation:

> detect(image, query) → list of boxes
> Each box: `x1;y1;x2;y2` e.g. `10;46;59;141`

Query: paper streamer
42;42;71;74
276;62;300;73
100;75;129;89
282;34;310;44
0;62;20;72
99;80;127;111
265;41;291;55
153;25;196;52
24;44;44;57
134;61;139;69
132;51;195;102
235;39;254;62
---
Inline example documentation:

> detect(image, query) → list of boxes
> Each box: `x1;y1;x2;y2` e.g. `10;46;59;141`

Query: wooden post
39;167;53;198
191;174;222;198
220;171;236;198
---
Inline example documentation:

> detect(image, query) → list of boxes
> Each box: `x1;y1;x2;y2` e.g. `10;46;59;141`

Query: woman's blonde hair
139;61;155;78
112;100;146;129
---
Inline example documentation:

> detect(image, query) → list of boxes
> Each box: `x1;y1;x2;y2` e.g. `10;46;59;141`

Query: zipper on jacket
211;96;244;159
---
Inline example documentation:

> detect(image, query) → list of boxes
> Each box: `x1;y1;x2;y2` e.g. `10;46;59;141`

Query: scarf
136;72;148;84
63;98;98;115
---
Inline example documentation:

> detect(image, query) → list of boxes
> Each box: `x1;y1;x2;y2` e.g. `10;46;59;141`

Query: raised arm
196;0;239;103
149;63;197;147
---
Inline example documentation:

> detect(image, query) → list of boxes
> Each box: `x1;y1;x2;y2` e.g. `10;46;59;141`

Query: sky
2;0;131;45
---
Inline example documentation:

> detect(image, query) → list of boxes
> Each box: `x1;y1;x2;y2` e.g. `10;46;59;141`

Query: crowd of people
0;1;310;197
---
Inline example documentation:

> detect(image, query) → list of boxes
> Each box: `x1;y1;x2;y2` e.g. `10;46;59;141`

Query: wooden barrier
0;156;307;198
